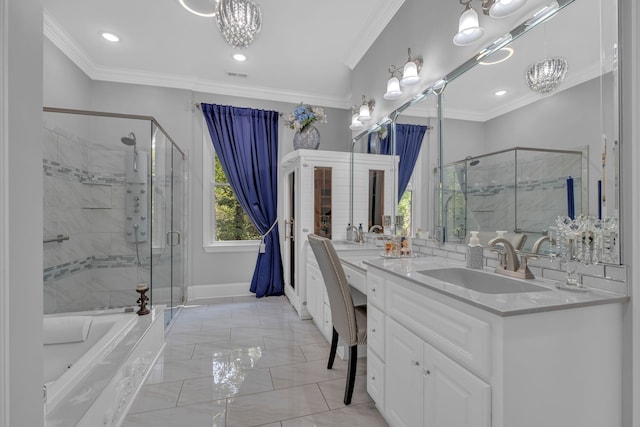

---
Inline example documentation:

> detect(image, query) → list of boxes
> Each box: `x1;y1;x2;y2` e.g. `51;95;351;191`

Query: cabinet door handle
371;376;376;380
424;369;431;376
371;288;376;293
371;328;376;333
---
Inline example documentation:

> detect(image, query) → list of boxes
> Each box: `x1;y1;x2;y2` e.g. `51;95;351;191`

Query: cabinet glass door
314;167;332;238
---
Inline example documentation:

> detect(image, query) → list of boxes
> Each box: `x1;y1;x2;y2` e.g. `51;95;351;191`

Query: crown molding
343;0;405;70
43;10;352;110
43;11;96;78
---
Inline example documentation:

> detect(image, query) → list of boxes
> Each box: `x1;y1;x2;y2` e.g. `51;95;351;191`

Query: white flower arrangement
285;103;328;132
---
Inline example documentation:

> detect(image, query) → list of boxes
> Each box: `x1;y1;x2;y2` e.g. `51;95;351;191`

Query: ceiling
43;0;405;109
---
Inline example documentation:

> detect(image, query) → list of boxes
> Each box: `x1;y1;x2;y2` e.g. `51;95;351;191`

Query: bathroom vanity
364;256;627;427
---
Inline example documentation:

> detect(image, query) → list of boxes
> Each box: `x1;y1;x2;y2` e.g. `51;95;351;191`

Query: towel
43;316;93;345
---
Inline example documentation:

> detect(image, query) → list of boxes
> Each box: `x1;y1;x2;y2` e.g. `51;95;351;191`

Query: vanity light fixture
357;95;375;122
385;48;423;99
454;0;527;46
349;107;365;131
453;1;485;46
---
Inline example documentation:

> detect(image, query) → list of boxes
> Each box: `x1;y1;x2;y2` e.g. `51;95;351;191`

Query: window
203;132;261;251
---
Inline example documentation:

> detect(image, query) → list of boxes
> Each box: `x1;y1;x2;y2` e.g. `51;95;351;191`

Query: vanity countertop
363;256;629;317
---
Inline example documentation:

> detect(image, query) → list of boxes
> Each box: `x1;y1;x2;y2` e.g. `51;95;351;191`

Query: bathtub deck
45;306;165;427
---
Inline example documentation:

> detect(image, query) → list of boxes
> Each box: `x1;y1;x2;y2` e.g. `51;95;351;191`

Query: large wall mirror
437;0;620;263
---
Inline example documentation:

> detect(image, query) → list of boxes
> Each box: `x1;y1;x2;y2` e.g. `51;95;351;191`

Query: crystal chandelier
525;57;568;94
215;0;262;49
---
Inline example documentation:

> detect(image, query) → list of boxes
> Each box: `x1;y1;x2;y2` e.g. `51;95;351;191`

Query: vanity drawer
367;351;385;412
343;264;366;294
386;281;491;378
367;273;386;311
367;304;385;360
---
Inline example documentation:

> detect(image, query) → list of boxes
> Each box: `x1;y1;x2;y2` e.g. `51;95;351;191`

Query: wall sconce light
384;48;423;100
454;0;527;46
349;106;365;131
357;95;375;122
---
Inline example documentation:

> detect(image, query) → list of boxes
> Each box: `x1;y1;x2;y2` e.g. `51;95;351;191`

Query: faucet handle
517;253;538;279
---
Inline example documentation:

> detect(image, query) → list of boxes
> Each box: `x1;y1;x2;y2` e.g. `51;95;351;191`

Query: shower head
469;159;480;166
121;132;137;147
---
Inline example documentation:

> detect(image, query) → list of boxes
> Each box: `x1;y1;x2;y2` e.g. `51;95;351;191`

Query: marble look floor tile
201;316;265;330
230;326;288;340
145;356;230;384
317;374;372;409
270;359;349;389
159;344;196;361
178;365;273;405
281;402;388;427
226;384;329;427
165;328;231;346
256;424;282;427
192;336;265;359
262;329;328;350
122;400;227;427
299;342;331;362
231;344;307;369
127;380;183;414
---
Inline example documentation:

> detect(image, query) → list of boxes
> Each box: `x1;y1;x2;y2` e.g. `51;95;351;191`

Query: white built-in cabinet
280;149;395;319
367;266;623;427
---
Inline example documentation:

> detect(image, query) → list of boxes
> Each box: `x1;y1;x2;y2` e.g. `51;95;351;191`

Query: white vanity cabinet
385;317;490;427
367;265;623;427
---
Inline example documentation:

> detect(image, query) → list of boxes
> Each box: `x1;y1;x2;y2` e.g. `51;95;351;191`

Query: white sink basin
417;268;551;294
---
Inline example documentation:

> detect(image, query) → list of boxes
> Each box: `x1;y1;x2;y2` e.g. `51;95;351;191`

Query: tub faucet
488;237;536;279
369;224;383;233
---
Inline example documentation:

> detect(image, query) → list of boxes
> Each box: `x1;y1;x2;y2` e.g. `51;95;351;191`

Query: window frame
202;125;261;253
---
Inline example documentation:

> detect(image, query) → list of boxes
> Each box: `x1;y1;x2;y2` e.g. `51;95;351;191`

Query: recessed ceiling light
494;90;508;96
479;47;514;65
233;53;247;62
178;0;217;17
101;32;120;42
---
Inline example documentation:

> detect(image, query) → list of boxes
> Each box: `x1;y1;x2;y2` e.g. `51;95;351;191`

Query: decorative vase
293;125;320;150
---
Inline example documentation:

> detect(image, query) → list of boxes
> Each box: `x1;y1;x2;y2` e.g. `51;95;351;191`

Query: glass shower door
169;145;185;323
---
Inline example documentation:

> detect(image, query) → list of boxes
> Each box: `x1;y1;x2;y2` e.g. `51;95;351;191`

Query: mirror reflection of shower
121;132;138;172
122;132;149;269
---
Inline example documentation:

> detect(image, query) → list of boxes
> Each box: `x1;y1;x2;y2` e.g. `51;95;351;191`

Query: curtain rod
194;103;283;116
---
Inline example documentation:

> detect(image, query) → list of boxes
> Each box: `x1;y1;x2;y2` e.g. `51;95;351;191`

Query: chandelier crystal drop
215;0;262;49
525;57;568;94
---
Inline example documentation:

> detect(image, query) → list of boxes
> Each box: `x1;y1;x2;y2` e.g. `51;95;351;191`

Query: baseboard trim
187;282;252;302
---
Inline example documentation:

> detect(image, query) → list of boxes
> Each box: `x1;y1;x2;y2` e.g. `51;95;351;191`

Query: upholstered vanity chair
308;234;367;405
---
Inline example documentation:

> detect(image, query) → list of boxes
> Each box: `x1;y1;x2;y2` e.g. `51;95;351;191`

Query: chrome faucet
532;235;554;254
488;237;536;279
347;225;362;243
369;224;383;233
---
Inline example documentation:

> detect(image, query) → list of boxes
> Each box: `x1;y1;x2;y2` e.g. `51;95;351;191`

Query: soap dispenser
346;223;353;241
358;223;364;243
466;231;483;269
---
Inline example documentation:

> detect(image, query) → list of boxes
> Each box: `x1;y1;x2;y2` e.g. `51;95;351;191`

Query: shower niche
43;108;185;328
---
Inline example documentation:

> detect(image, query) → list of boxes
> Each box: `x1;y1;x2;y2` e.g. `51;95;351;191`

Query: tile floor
122;295;389;427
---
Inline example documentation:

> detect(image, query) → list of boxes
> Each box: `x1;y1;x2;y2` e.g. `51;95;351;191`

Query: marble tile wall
43;119;149;313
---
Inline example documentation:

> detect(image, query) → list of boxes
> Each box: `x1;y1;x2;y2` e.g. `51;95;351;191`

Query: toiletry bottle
358;223;364;242
466;231;483;269
346;223;353;241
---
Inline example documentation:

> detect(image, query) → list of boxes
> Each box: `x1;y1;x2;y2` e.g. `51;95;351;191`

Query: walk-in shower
42;108;185;327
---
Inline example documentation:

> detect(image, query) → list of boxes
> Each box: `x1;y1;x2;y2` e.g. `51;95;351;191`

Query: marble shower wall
43;116;150;313
464;149;583;241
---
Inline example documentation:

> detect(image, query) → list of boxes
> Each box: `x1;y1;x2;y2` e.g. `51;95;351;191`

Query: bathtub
44;307;165;427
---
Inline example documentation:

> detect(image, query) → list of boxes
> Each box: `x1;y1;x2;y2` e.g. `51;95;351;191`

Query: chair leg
327;327;338;369
344;344;358;405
